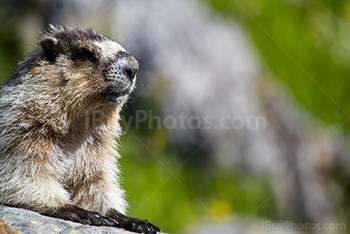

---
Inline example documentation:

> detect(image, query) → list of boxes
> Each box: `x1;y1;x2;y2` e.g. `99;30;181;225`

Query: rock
0;205;147;234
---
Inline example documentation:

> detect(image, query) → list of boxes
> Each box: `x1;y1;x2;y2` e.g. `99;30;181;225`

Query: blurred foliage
119;129;275;233
0;0;41;85
207;0;350;128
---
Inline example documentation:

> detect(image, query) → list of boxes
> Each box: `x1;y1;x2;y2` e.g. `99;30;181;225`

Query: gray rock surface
0;205;146;234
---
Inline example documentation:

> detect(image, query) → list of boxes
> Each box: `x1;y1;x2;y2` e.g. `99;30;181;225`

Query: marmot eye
77;49;95;62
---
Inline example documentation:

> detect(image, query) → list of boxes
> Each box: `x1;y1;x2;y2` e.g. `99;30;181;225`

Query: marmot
0;25;161;234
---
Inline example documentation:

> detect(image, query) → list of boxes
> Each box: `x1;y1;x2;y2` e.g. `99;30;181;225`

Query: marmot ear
40;37;58;62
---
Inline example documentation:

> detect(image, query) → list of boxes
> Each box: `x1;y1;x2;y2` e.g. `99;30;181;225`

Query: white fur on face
95;40;126;61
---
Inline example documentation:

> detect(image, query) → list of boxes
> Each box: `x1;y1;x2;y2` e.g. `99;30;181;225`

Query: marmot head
1;25;139;133
32;25;138;107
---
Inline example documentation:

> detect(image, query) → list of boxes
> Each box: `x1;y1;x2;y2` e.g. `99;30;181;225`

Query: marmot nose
120;53;139;81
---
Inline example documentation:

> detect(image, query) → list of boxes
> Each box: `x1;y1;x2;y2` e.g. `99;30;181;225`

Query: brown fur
0;25;160;234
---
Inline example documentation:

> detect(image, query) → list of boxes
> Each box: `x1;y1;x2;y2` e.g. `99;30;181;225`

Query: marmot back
0;25;161;234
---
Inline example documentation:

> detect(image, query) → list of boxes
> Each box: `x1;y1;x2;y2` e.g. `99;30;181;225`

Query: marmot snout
0;25;160;234
102;51;138;103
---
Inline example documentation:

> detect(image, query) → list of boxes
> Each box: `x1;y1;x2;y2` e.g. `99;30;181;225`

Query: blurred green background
0;0;349;233
208;0;350;128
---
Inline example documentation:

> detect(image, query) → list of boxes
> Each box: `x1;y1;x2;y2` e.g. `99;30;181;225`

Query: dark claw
109;218;120;226
101;217;119;226
88;213;104;226
86;213;119;227
81;219;91;225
